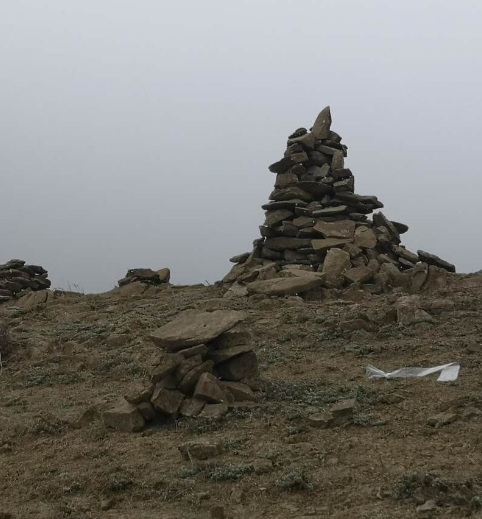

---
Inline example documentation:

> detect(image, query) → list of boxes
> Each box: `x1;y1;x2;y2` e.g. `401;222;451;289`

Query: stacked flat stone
118;267;171;287
224;107;455;294
0;259;51;304
103;310;260;432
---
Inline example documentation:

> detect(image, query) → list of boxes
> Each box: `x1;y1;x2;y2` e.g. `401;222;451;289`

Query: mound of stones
224;107;455;297
103;310;260;432
0;259;52;304
118;267;171;287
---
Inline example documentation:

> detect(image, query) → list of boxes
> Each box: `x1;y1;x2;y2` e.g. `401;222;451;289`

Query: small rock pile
103;310;260;432
0;259;51;304
118;267;170;287
224;107;455;296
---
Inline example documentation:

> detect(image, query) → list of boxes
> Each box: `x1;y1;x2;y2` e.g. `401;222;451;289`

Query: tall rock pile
224;107;455;295
104;310;260;432
0;259;52;304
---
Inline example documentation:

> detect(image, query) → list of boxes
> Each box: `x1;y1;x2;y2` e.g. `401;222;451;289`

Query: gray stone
174;354;203;384
373;212;401;243
391;220;409;234
354;226;377;249
207;345;254;364
246;275;323;297
229;252;250;264
314;220;356;239
292;216;315;228
331;150;344;170
312;205;348;217
306;150;330;167
264;209;294;226
322;249;351;288
331;398;357;417
269;152;308;174
312;238;352;252
308;412;334;429
417;250;455;273
199;404;229;419
333;178;354;192
344;266;374;284
427;412;458;427
275;172;299;188
264;237;312;251
178;343;209;358
269;187;314;203
150;310;245;351
151;354;185;383
137;402;156;422
393;245;419;263
287;132;316;149
311;106;332;139
296;181;332;197
262;200;308;211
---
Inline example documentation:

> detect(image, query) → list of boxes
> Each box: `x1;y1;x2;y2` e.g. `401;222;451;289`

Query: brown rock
410;263;428;292
312;205;348;217
210;328;251;349
103;399;145;433
331;150;344;170
308;412;334;429
373;212;401;243
221;381;257;402
124;383;154;405
199;404;229;419
174;354;203;383
178;398;206;418
331;398;357;417
178;440;222;460
393;246;419;263
150;354;184;383
177;360;215;394
194;372;233;403
215;352;259;381
150;387;185;415
287;131;316;149
158;268;171;283
178;343;209;358
427;412;458;427
150;310;245;351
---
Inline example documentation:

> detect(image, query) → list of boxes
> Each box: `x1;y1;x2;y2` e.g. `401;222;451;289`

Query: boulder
103;399;145;433
215;352;259;381
158;268;171;283
322;249;351;288
150;387;185;415
222;381;257;402
344;266;375;284
194;373;233;404
150;310;245;351
354;227;377;249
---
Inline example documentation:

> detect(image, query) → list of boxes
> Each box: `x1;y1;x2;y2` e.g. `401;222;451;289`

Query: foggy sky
1;0;481;293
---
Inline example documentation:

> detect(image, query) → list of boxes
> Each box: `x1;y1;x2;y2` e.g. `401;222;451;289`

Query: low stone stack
103;310;260;432
118;267;171;287
0;259;52;304
224;107;455;296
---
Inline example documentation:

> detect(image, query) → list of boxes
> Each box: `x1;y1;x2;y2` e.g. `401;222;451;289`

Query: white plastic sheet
366;362;460;383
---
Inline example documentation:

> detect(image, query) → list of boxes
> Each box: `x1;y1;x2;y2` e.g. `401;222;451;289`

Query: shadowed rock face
224;106;455;294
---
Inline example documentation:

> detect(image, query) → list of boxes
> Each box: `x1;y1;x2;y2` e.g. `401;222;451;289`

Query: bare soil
1;274;482;519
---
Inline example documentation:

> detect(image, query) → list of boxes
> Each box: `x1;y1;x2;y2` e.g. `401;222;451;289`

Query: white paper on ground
366;362;460;382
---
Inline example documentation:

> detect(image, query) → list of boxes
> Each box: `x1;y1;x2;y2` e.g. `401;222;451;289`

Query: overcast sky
1;1;481;292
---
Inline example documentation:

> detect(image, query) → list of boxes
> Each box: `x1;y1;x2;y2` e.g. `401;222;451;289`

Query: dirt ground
1;273;482;519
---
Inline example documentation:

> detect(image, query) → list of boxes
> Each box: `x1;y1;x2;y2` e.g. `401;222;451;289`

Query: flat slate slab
150;310;246;351
246;275;323;296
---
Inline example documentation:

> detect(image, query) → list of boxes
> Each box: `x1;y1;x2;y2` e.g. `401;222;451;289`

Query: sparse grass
0;323;16;364
276;466;314;491
207;463;255;482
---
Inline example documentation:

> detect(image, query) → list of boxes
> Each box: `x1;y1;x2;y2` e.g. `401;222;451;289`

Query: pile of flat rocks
0;259;52;304
118;267;171;287
103;310;260;432
224;107;455;297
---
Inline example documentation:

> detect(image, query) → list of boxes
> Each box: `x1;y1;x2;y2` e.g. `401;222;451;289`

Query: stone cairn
103;310;259;432
118;267;171;287
224;107;455;296
0;259;52;304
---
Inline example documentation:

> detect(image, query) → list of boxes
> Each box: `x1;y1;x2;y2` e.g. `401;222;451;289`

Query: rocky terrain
1;271;482;519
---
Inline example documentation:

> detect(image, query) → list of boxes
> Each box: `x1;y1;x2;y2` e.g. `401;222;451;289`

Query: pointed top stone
311;106;332;140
